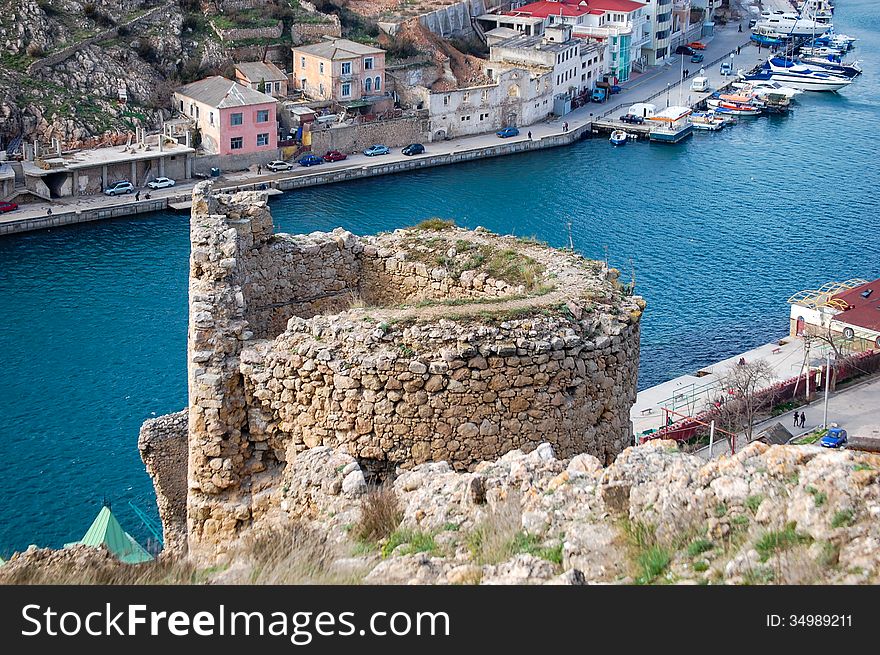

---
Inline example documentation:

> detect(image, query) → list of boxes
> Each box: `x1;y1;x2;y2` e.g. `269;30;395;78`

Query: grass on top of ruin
401;220;547;292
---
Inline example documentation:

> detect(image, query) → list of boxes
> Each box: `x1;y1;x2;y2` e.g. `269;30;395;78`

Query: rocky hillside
2;440;878;584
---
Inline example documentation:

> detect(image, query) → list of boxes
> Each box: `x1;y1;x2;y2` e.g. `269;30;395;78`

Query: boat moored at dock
609;130;629;146
647;106;694;143
746;60;854;91
688;111;726;131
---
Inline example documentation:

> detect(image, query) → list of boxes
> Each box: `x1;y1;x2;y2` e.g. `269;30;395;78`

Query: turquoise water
1;2;878;554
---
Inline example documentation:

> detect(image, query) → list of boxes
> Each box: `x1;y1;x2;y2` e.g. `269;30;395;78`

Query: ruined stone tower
140;183;644;558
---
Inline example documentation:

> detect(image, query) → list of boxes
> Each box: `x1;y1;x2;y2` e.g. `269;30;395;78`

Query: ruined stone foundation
140;183;644;558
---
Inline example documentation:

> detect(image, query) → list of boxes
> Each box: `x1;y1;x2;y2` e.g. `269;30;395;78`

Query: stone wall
138;410;189;554
309;115;429;154
211;21;284;43
144;183;644;557
291;18;342;45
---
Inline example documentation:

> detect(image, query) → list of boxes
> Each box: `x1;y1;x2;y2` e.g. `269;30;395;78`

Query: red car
322;150;347;162
0;201;18;213
688;41;707;50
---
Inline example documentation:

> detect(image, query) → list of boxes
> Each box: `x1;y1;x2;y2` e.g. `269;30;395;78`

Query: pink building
173;76;279;156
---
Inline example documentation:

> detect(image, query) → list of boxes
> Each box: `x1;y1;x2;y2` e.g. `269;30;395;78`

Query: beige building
291;37;386;103
234;61;289;98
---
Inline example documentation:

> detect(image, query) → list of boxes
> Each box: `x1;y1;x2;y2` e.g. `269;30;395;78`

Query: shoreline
1;26;758;236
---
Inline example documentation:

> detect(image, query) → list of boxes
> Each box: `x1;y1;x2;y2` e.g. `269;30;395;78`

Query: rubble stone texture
141;182;643;557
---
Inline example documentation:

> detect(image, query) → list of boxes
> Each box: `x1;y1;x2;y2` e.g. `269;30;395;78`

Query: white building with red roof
788;278;880;352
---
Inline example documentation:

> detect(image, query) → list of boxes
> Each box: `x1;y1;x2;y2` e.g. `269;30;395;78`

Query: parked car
401;143;425;156
720;62;733;76
322;150;347;162
104;180;134;196
496;127;520;138
691;53;705;63
619;114;645;125
819;427;848;448
675;45;696;56
688;41;707;50
610;85;622;94
299;154;324;167
147;176;175;189
0;200;18;213
266;160;293;172
363;144;390;156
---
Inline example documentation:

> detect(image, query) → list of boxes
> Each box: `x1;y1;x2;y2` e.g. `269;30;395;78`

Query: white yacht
745;60;853;92
755;12;832;37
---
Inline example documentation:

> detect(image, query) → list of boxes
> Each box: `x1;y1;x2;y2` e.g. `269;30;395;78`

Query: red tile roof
581;0;645;12
832;279;880;333
508;1;594;18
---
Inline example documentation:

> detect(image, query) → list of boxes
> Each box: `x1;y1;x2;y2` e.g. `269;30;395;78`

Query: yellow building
291;37;386;103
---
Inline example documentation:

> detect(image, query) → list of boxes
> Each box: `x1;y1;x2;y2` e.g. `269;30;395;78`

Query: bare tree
710;360;777;444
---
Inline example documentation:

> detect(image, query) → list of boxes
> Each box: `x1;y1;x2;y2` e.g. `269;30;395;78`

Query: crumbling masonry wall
141;183;644;558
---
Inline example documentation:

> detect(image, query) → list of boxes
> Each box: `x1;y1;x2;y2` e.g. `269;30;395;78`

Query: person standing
527;131;532;139
135;191;140;201
800;412;806;428
793;411;800;428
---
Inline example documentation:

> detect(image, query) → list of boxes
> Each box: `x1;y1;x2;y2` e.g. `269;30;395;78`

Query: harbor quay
0;20;759;237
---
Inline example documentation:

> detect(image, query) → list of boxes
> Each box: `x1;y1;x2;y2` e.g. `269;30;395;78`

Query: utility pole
823;352;832;427
708;419;715;457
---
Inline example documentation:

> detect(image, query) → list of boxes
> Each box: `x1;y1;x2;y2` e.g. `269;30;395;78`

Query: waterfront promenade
0;20;759;236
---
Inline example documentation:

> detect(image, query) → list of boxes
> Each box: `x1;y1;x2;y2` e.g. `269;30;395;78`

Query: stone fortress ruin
139;182;644;557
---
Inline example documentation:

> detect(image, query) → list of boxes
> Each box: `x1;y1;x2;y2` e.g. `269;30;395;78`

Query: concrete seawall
0;125;589;236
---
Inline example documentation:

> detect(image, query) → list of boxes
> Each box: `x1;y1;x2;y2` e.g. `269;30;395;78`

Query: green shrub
636;546;671;583
755;523;812;561
830;509;855;529
381;528;438;558
686;538;713;557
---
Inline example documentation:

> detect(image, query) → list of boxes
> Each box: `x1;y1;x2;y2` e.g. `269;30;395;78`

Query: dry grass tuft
352;485;403;544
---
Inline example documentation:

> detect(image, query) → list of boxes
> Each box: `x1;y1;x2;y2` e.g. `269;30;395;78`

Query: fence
646;349;880;447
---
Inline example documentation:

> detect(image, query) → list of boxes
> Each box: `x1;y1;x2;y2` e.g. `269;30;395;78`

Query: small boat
732;80;802;98
707;97;763;116
800;45;845;57
747;61;853;92
688;111;725;131
609;130;629;146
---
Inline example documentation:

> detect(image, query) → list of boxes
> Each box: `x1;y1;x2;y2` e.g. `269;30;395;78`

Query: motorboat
799;54;862;77
706;94;764;116
688;111;725;131
800;45;845;57
751;33;787;47
609;130;629;146
747;60;853;91
754;12;832;38
713;104;763;117
732;80;802;98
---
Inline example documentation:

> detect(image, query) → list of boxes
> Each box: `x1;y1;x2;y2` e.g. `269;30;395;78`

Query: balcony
339;72;357;82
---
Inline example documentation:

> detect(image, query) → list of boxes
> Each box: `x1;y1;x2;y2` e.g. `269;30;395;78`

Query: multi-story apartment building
635;0;673;64
291;37;386;103
568;0;650;81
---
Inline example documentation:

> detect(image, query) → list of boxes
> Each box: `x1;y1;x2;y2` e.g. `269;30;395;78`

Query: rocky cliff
2;439;878;584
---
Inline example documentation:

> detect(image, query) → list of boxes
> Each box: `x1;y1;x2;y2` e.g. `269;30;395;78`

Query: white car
266;160;293;172
147;177;176;189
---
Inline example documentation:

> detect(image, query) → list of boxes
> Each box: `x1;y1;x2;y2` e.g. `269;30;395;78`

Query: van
690;76;710;92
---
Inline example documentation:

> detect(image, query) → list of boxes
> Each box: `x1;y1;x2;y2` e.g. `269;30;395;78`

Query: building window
481;89;489;102
256;109;269;123
342;62;351;75
364;57;374;70
364;77;372;93
231;112;243;126
230;137;243;150
256;133;269;147
341;82;351;97
443;95;450;106
319;83;325;96
274;82;281;93
375;76;381;91
463;91;470;103
319;62;324;74
209;112;214;126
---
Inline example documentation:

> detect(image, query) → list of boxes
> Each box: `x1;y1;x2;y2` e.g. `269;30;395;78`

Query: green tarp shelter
65;505;153;564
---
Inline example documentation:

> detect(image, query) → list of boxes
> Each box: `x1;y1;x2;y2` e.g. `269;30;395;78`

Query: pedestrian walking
738;23;743;33
737;46;741;55
257;164;262;175
527;131;532;139
793;411;800;427
800;413;806;428
135;191;140;201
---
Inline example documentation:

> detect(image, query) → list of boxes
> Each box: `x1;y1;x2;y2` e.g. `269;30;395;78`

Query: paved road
697;374;880;459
